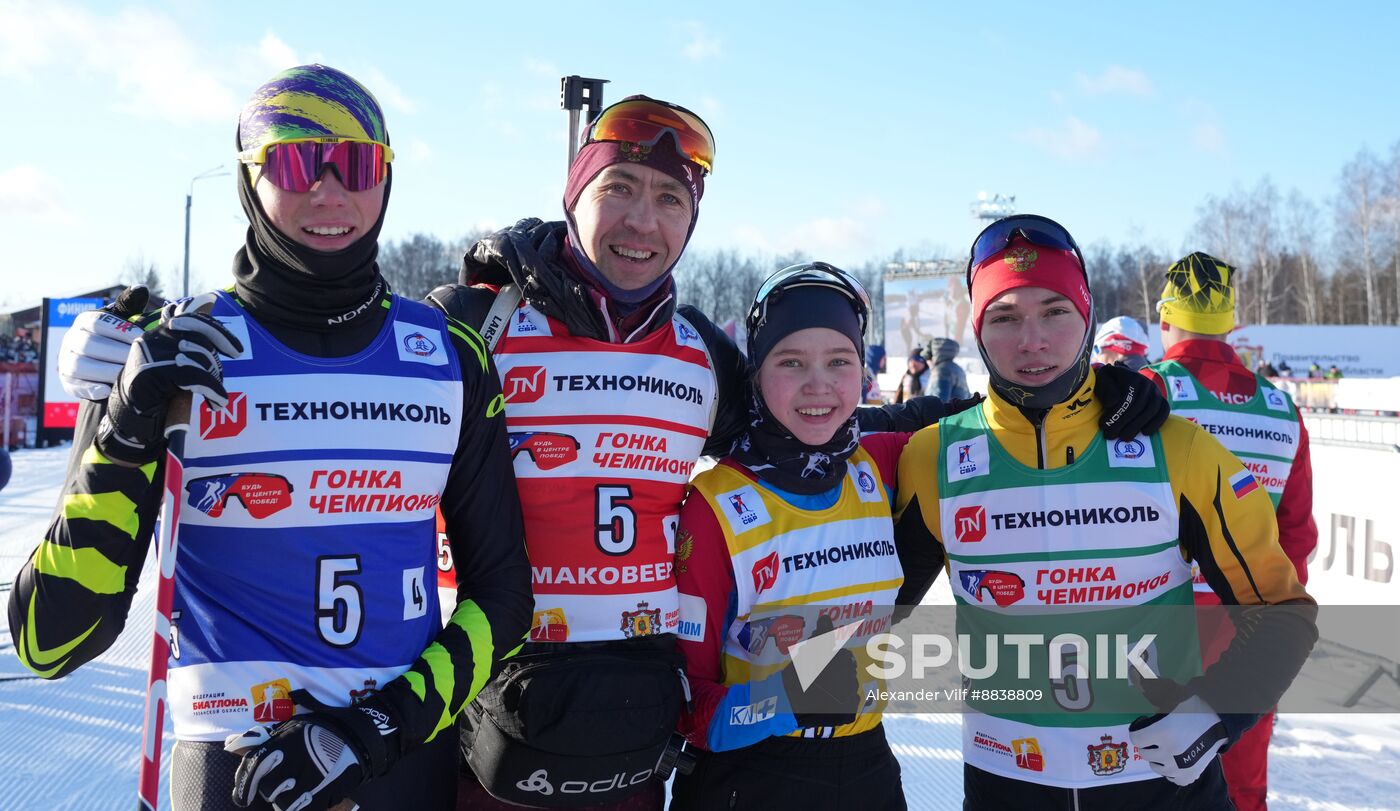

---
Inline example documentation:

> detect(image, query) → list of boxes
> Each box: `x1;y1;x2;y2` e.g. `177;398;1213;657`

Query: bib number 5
595;485;636;555
316;555;364;648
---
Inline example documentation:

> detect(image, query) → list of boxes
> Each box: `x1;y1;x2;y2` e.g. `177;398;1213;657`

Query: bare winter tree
1284;190;1325;324
379;230;490;301
1191;191;1248;274
1081;241;1121;319
1127;238;1167;329
673;249;765;329
1385;140;1400;325
1334;148;1387;325
1241;178;1282;324
121;254;166;300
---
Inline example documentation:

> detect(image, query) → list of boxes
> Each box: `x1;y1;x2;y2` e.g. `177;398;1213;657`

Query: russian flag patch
1229;469;1259;499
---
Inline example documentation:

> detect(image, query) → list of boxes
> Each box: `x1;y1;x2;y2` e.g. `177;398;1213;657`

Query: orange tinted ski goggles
584;97;715;175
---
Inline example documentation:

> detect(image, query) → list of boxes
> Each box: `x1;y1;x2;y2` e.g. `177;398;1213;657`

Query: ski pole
137;391;192;811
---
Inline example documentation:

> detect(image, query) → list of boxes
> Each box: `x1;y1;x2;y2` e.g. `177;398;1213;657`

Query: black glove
780;615;862;729
95;293;243;465
1094;362;1170;438
225;689;402;811
109;284;151;317
943;393;985;417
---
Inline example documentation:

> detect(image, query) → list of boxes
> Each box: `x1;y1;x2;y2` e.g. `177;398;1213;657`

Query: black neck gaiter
231;162;391;330
977;305;1095;410
730;391;861;496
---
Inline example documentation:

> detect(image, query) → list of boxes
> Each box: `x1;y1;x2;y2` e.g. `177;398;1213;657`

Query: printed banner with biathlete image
882;275;973;363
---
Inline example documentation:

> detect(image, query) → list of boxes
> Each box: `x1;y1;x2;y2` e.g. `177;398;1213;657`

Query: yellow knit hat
1158;252;1236;334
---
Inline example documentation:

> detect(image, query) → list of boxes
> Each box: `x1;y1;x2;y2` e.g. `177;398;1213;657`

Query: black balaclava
231;64;392;330
732;285;864;495
232;156;390;329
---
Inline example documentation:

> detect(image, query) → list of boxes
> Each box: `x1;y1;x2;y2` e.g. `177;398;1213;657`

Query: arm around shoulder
425;283;498;329
893;427;948;607
678;305;753;457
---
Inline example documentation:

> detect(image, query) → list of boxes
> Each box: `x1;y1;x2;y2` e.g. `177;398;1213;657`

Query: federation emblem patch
531;608;569;642
1107;436;1155;468
250;678;295;724
719;486;771;533
394;321;446;366
947;435;990;482
1087;734;1128;776
850;461;883;503
1167;376;1198;402
1013;737;1044;772
620;602;662;638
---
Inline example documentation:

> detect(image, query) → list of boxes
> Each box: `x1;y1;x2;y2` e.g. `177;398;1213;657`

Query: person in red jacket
1141;251;1317;811
672;263;910;809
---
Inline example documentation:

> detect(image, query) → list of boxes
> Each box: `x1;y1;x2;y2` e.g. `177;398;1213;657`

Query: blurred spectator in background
864;343;887;404
923;337;970;403
1092;315;1150;371
0;332;39;363
894;349;929;403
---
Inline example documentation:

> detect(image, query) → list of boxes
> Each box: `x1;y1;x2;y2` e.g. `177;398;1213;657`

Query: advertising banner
1230;324;1400;378
39;297;104;431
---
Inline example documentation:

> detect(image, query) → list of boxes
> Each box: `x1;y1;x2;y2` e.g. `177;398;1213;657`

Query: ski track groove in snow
3;444;1399;809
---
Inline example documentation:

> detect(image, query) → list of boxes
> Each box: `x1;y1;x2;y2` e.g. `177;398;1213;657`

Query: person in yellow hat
1155;252;1238;335
1142;251;1317;811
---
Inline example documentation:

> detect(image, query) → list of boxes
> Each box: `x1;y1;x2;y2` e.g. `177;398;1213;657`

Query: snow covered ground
2;444;1398;809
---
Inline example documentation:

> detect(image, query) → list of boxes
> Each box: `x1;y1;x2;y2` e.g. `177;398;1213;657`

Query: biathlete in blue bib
9;64;532;811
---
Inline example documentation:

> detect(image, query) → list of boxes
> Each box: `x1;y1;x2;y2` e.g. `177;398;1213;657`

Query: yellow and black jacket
894;370;1315;805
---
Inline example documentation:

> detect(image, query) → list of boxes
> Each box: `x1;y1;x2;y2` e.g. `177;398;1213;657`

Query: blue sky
3;1;1398;309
